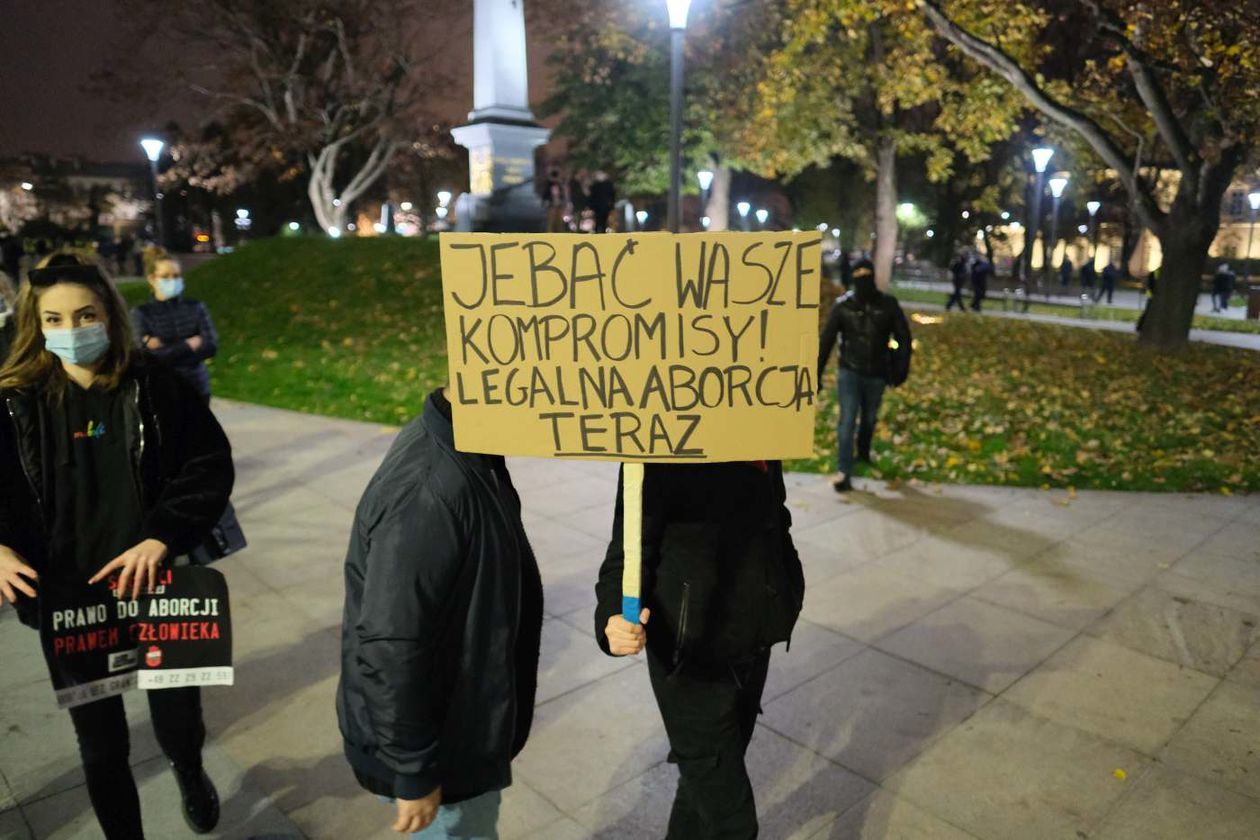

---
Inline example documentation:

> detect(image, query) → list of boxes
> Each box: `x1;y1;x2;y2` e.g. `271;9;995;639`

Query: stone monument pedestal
451;120;550;233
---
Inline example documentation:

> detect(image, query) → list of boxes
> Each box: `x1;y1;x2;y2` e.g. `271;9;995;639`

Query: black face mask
853;272;878;303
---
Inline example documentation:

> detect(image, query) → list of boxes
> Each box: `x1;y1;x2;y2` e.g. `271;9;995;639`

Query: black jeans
647;647;771;840
67;687;205;840
945;284;966;311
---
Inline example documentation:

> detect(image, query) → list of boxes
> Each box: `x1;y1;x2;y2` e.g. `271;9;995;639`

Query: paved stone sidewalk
2;400;1258;839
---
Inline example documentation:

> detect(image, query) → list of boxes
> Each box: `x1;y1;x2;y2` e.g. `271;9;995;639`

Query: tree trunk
1139;219;1212;350
872;136;897;291
706;164;731;232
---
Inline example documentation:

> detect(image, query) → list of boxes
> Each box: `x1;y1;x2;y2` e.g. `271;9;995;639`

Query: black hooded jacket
337;391;544;804
817;282;913;384
0;357;234;629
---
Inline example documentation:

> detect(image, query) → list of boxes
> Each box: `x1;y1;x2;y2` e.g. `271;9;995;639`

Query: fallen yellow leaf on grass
1113;769;1128;781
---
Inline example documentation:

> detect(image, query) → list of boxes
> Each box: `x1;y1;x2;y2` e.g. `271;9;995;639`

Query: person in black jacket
132;257;219;403
0;255;233;839
337;387;544;837
946;252;969;311
969;255;993;312
595;461;804;840
818;259;912;492
588;170;617;233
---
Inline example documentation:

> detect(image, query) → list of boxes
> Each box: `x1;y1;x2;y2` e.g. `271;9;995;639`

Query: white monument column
451;0;551;231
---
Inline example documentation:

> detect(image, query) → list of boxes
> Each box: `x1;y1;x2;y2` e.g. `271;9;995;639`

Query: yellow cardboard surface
439;232;821;462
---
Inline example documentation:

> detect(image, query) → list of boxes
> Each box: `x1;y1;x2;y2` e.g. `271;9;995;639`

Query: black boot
171;763;219;834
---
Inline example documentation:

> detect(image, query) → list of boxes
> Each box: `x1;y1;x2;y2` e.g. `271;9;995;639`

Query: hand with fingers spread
605;608;650;656
89;538;168;599
0;545;38;606
393;786;441;834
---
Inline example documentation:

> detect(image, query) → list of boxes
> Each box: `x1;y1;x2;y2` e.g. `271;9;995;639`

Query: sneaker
172;763;220;834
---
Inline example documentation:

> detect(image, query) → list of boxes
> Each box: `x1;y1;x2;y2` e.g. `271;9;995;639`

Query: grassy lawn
125;238;1259;493
122;237;448;425
791;312;1260;493
891;284;1260;335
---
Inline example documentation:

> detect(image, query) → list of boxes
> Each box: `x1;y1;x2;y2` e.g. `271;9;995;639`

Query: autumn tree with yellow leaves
920;0;1260;351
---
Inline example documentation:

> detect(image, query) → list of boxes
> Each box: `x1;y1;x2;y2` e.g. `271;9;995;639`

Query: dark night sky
0;0;555;164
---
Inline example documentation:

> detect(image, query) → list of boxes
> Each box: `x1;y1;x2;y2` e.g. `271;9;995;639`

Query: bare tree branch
919;0;1165;230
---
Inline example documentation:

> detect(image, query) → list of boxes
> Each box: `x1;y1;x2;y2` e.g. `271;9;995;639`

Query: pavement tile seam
1151;676;1260;804
565;758;671;817
826;785;988;840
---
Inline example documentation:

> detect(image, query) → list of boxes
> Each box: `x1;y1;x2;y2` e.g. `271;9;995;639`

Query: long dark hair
0;254;135;399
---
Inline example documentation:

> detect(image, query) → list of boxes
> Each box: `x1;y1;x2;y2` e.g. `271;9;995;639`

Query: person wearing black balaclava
818;260;913;492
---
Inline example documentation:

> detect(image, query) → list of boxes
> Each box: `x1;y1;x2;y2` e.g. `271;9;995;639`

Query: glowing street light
636;209;649;229
665;0;693;232
1243;191;1260;289
436;206;449;219
19;182;32;191
696;169;714;225
1078;224;1089;235
1086;201;1102;261
288;222;300;232
139;137;167;247
701;215;711;230
961;210;970;220
926;229;935;239
755;208;769;227
1000;211;1010;221
736;201;751;231
437;190;452;208
1047;174;1070;282
400;201;414;212
328;226;342;238
1023;147;1055;284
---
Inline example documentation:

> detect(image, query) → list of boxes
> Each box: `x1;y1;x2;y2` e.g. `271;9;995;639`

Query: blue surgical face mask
156;277;185;298
44;323;110;366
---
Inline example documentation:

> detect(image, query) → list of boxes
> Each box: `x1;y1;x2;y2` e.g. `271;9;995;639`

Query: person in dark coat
588;170;617;233
946;252;969;311
818;259;913;492
969;255;993;312
131;257;218;403
0;254;233;839
1079;259;1097;290
1212;263;1236;312
595;461;804;840
1097;260;1119;304
0;234;22;284
338;387;544;836
1059;256;1074;288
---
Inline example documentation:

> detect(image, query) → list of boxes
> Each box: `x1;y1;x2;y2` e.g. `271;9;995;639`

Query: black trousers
647;647;771;840
67;687;205;840
945;283;966;310
970;279;987;311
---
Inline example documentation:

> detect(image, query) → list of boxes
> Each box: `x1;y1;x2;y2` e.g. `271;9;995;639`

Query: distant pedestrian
1212;263;1236;312
131;257;219;403
542;168;566;233
1;234;22;283
969;255;992;312
1079;259;1097;290
818;259;913;492
1059;256;1074;288
568;170;589;227
946;252;968;311
1097;261;1119;304
588;171;616;233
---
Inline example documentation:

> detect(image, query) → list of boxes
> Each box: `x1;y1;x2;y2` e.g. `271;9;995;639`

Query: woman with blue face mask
0;254;234;838
132;256;219;403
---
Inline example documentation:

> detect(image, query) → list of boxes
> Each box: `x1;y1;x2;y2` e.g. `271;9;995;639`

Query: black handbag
189;502;247;565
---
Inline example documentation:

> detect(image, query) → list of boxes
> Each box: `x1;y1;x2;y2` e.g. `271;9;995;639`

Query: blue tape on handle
622;595;641;624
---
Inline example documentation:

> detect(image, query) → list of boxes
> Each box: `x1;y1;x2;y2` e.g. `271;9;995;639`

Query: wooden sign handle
621;462;645;623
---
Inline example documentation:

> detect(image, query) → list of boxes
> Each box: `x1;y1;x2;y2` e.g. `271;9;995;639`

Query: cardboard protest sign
439;232;822;462
40;566;233;709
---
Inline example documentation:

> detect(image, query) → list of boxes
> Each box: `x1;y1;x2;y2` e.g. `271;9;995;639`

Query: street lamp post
1024;147;1054;287
1244;192;1260;291
665;0;692;234
139;137;166;249
696;169;713;227
736;201;751;231
1047;175;1069;291
1086;200;1101;264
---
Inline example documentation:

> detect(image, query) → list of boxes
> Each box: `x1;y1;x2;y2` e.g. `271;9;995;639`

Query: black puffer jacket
337;391;544;804
0;357;234;629
594;462;804;671
817;291;913;384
